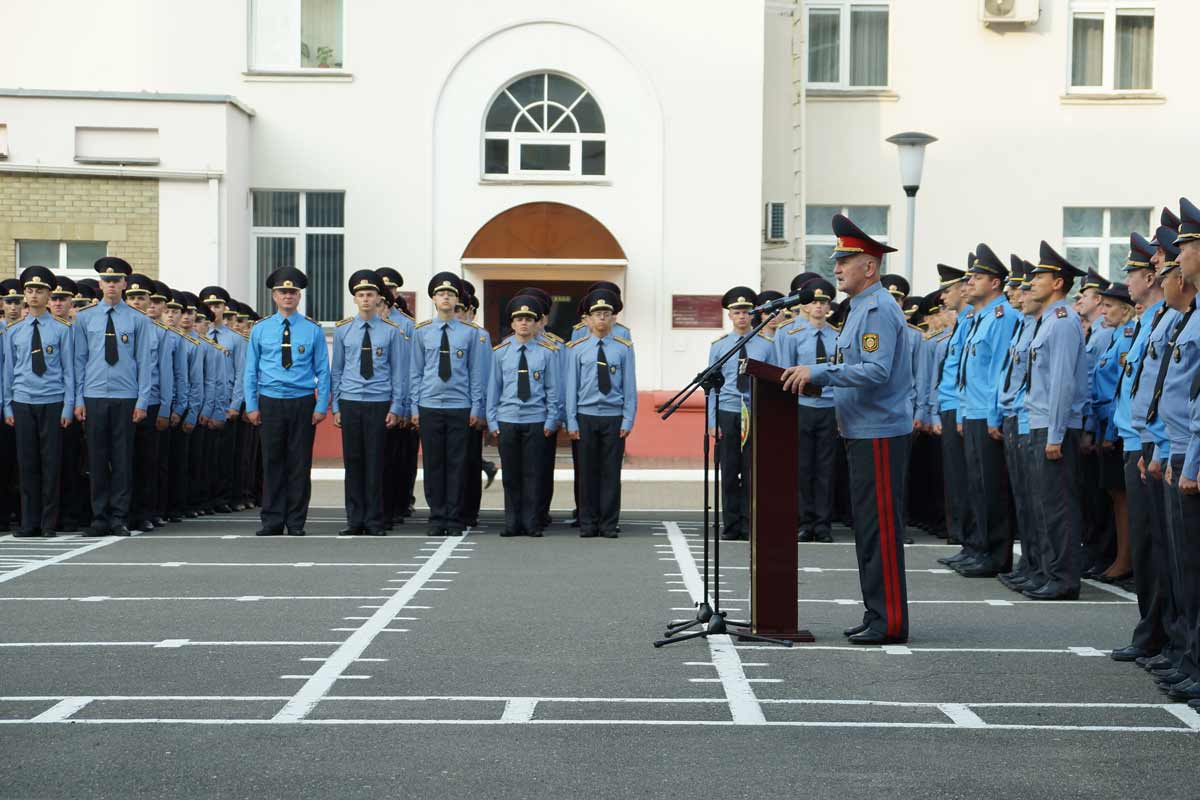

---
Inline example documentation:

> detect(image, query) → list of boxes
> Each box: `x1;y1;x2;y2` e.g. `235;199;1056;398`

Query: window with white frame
482;73;606;180
1062;206;1153;279
250;0;344;72
804;205;889;280
16;240;108;277
1069;2;1154;92
251;190;344;321
807;2;889;90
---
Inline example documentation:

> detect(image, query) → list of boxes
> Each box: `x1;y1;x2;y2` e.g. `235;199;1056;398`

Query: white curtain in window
1116;14;1154;90
808;10;840;83
301;0;343;68
849;8;888;86
1071;14;1103;87
252;0;300;69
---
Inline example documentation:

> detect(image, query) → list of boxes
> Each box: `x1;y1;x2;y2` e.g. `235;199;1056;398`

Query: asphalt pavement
0;510;1196;799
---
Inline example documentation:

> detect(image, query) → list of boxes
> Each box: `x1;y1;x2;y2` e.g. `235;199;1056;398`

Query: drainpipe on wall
792;0;806;269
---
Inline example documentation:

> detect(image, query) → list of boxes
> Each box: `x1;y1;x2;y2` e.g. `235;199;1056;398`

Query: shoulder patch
544;331;564;343
966;310;975;319
493;340;510;352
566;336;589;348
1124;326;1135;338
994;305;1005;318
613;335;633;347
415;319;432;329
861;332;880;353
1055;306;1068;319
335;317;354;327
537;340;558;352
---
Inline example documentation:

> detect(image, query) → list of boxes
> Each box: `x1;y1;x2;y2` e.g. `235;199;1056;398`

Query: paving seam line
0;536;123;585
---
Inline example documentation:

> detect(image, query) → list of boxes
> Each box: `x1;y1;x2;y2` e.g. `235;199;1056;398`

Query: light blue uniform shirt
1089;320;1135;439
565;334;637;433
1133;306;1178;459
1082;322;1114;424
807;281;913;439
937;307;972;413
244;313;330;415
199;333;229;421
209;324;246;413
1184;335;1200;481
2;311;75;421
409;317;487;417
143;319;176;420
168;328;190;418
1154;303;1198;463
1109;301;1165;453
72;299;157;410
571;320;630;342
959;295;1018;427
776;324;835;409
486;337;561;432
1024;299;1087;445
925;333;951;423
997;315;1036;434
173;331;204;425
331;315;408;416
706;330;779;426
388;308;416;339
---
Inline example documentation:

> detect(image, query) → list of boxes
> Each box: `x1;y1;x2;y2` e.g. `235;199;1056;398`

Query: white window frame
805;1;892;91
804;204;890;277
246;0;348;75
249;190;345;318
1066;1;1156;94
14;240;108;280
765;202;788;243
481;73;608;183
1061;206;1153;280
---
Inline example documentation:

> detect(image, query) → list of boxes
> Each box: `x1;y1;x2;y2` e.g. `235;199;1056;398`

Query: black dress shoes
848;629;907;645
958;563;1000;578
42;530;57;538
1138;654;1171;670
255;528;283;536
427;526;444;537
287;529;306;536
363;529;386;537
1154;670;1191;686
499;530;517;537
528;530;543;538
110;526;132;537
1022;585;1079;600
1167;681;1200;701
338;527;364;537
937;551;969;566
1189;699;1200;710
580;530;598;538
13;530;41;538
797;529;815;542
815;532;834;543
1109;646;1152;662
83;525;109;537
843;623;868;638
602;530;619;539
214;505;233;514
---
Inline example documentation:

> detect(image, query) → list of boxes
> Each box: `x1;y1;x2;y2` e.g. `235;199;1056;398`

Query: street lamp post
886;132;937;284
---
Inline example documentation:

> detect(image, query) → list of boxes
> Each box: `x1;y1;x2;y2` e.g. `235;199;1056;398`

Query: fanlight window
483;73;607;179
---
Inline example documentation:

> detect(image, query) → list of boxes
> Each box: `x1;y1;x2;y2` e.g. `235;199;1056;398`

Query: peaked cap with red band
830;213;898;260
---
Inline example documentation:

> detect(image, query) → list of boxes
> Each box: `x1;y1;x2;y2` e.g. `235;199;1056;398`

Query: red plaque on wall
672;295;724;329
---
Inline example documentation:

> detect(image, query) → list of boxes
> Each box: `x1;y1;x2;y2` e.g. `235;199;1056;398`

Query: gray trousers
1143;442;1184;662
845;435;910;640
1002;417;1037;579
1164;454;1200;678
963;418;1013;571
1028;428;1083;594
938;410;976;550
1124;447;1167;653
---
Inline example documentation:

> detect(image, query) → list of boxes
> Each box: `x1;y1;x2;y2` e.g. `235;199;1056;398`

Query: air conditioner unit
980;0;1039;25
765;202;787;243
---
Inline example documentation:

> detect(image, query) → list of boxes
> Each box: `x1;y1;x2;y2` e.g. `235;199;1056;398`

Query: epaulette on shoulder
758;332;775;343
924;329;941;340
613;335;633;347
493;340;510;352
53;315;72;327
544;331;564;343
566;336;589;348
712;333;727;344
908;323;924;333
401;310;415;322
153;318;170;331
464;320;481;329
183;334;200;345
573;321;586;330
415;319;432;329
210;341;228;353
380;317;400;328
335;317;354;327
537;339;558;352
788;324;806;334
6;318;26;330
306;315;317;324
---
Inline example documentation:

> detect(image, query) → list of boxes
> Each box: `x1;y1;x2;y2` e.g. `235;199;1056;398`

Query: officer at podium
780;214;913;645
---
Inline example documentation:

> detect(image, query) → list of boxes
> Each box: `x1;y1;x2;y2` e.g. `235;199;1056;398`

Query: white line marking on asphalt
0;536;121;584
0;596;391;603
280;675;371;680
664;521;764;725
271;535;465;723
1082;578;1138;602
1163;704;1200;730
500;698;538;723
0;641;340;648
154;639;189;649
30;697;93;723
881;645;912;655
735;645;1116;656
50;562;424;568
938;703;987;728
1068;647;1108;657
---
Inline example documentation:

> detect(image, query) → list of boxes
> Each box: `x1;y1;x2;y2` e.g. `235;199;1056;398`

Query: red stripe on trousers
872;439;898;637
879;437;901;638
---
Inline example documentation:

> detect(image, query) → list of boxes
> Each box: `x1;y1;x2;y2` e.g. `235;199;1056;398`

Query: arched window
482;73;606;179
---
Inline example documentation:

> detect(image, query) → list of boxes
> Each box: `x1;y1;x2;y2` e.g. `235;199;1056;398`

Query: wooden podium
742;358;815;642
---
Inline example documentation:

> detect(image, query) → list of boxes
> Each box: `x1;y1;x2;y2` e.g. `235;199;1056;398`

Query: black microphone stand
653;308;793;649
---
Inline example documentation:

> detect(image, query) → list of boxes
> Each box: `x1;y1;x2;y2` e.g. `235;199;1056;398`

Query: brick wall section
0;174;159;278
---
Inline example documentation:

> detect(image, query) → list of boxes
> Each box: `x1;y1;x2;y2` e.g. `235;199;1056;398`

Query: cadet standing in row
50;275;89;531
781;214;913;645
331;270;408;536
124;273;172;532
244;267;330;537
377;267;417;526
2;266;75;537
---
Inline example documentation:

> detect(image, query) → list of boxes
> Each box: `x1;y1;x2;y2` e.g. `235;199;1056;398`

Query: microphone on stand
753;287;814;314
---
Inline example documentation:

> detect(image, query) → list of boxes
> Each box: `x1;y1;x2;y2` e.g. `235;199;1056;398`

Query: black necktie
1130;306;1168;398
815;329;828;364
957;315;983;390
1146;308;1196;423
517;345;531;401
104;308;118;365
597;341;612;395
360;324;374;379
438;324;452;381
1113;319;1142;402
936;318;960;385
737;341;749;393
281;318;293;369
1021;317;1044;393
31;319;46;376
1001;318;1025;393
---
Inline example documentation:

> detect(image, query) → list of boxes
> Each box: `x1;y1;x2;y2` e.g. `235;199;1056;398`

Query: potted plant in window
317;46;335;68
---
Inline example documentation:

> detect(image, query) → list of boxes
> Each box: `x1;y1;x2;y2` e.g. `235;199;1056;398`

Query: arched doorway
461;202;627;343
